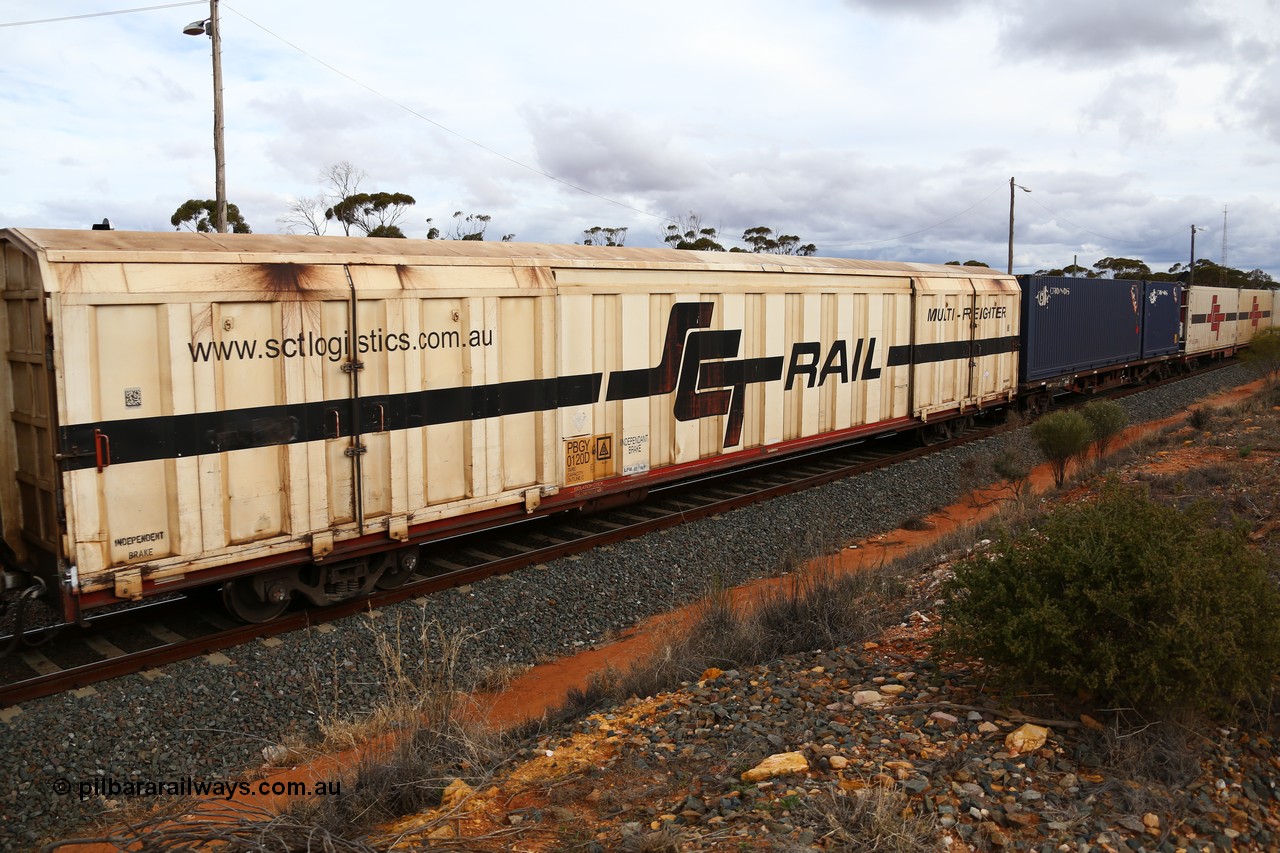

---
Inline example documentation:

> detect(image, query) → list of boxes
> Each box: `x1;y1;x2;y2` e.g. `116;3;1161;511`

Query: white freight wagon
1236;288;1276;345
0;230;1019;622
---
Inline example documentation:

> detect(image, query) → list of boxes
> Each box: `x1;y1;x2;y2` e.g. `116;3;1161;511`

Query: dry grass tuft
292;615;516;836
798;783;940;852
38;803;377;852
549;549;924;719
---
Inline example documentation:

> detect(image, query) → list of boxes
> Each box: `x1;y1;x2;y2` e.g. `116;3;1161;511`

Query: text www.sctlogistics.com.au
53;775;342;801
187;327;495;363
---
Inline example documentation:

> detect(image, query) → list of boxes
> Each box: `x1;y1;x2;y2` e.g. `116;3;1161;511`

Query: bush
552;558;915;720
1241;327;1280;385
938;480;1280;715
991;447;1032;500
1188;405;1215;432
1030;410;1093;487
1080;399;1128;459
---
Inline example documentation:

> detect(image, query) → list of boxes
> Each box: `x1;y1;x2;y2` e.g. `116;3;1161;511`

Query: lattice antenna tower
1221;207;1228;285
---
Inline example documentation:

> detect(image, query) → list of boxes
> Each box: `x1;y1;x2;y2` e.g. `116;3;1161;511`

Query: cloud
840;0;973;19
524;105;710;196
1232;53;1280;143
1081;72;1177;141
849;0;1237;64
994;0;1231;62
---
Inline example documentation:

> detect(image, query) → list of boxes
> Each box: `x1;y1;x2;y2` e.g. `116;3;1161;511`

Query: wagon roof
3;228;1011;279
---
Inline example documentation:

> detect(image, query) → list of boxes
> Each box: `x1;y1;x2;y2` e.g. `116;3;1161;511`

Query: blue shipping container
1140;280;1182;358
1017;276;1144;383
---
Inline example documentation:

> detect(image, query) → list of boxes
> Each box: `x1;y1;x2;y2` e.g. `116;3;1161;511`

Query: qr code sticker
124;387;142;408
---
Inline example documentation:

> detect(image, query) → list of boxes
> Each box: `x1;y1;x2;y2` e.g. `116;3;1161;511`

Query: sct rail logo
604;303;883;447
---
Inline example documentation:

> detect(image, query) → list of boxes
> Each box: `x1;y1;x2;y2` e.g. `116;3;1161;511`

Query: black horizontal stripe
886;335;1019;367
60;331;1022;471
697;356;786;389
1189;312;1264;325
60;373;602;471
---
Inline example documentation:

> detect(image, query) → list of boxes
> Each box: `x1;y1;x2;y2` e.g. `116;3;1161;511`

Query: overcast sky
2;0;1278;276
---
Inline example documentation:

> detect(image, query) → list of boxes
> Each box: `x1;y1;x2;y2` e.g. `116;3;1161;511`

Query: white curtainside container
1237;288;1276;345
0;230;1018;621
1183;286;1241;357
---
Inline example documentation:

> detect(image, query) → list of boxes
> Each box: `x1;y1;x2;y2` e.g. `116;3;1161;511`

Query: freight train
0;229;1273;623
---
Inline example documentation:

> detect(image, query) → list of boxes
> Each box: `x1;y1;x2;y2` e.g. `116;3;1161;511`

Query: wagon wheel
375;548;421;590
222;577;290;623
945;417;969;439
920;422;950;446
1023;394;1050;416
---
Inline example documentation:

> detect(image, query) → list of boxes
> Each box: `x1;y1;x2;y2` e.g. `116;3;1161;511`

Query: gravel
0;363;1256;850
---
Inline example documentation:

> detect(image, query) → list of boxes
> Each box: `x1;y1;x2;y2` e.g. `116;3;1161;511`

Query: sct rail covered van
0;230;1020;622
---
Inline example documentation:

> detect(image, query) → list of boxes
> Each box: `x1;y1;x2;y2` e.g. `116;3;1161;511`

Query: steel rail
0;360;1237;708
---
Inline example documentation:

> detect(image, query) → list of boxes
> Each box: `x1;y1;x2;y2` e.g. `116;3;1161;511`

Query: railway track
0;415;988;709
0;362;1235;709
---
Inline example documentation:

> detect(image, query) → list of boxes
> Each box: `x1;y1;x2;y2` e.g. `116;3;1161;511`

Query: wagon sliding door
909;277;974;419
55;263;362;602
184;283;365;555
347;264;561;542
909;277;1018;419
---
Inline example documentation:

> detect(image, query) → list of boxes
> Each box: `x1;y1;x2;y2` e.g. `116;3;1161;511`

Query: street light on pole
183;0;227;234
1007;177;1031;275
1189;224;1206;288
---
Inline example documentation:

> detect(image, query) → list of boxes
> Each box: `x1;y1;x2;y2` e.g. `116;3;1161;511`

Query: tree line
170;162;820;255
947;256;1274;287
168;164;1272;282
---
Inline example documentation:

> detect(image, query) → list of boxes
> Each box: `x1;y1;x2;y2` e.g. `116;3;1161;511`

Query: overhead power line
822;185;1004;248
1023;195;1153;246
0;2;203;28
221;3;671;225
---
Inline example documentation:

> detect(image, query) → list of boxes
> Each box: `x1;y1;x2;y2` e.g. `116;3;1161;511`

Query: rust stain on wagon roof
247;263;332;300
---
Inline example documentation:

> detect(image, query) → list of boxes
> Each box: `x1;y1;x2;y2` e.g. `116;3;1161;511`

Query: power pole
1007;177;1030;275
211;0;227;234
1189;224;1205;289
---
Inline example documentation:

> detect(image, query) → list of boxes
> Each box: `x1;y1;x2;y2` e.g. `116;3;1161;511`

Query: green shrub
938;480;1280;715
1030;410;1093;487
991;447;1032;500
1241;327;1280;385
1188;406;1214;432
1080;399;1128;459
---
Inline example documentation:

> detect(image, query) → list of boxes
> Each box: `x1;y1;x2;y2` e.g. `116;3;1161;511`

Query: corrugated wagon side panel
911;277;972;418
0;239;60;571
1238;289;1272;344
52;261;365;595
619;292;651;475
421;295;470;506
783;291;824;442
1018;277;1142;381
712;292;747;452
555;269;923;494
969;279;1020;405
355;266;559;531
1183;286;1238;355
1141;282;1181;358
760;292;787;446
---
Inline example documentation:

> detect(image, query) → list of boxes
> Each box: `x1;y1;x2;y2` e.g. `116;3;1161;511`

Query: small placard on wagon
564;433;615;485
